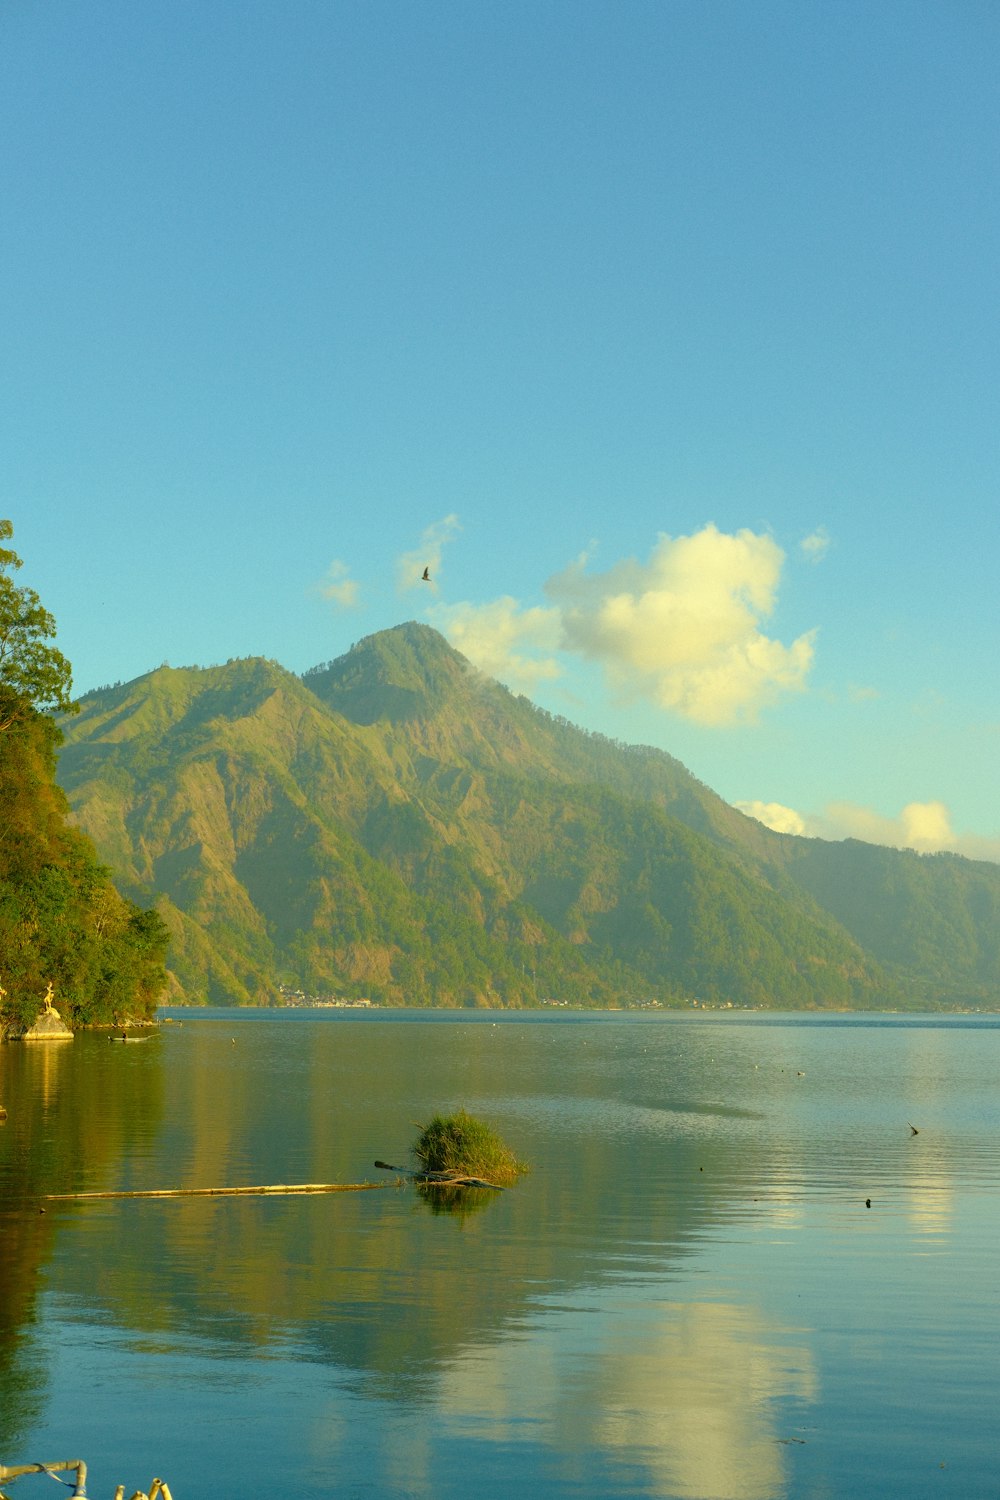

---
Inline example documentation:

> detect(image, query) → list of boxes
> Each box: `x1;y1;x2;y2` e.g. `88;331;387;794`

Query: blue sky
3;1;998;858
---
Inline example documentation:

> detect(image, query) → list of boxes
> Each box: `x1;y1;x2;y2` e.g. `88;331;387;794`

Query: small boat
108;1034;151;1043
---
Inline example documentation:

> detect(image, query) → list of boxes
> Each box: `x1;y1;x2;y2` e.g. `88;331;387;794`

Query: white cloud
734;795;1000;863
900;800;955;850
815;798;1000;858
816;800;952;850
735;800;807;836
432;524;816;726
546;524;816;726
396;513;461;593
800;526;831;562
430;596;563;694
316;559;360;610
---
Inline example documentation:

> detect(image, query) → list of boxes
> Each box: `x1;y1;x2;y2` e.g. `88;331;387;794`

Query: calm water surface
1;1011;998;1499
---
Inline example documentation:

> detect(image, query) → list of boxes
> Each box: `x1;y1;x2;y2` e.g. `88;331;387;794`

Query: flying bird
421;566;430;582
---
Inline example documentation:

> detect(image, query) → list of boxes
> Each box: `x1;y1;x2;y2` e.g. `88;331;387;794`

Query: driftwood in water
374;1159;506;1190
44;1181;387;1202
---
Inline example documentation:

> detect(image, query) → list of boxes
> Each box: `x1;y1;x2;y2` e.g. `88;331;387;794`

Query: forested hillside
55;621;999;1011
0;521;169;1034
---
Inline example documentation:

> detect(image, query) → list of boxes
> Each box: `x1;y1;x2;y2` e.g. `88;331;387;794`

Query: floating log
44;1181;388;1202
374;1160;505;1190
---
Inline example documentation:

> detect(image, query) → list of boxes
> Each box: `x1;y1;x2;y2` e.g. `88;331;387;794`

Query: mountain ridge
56;623;1000;1009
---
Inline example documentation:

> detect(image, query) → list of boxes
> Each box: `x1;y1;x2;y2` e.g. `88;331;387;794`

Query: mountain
55;623;1000;1010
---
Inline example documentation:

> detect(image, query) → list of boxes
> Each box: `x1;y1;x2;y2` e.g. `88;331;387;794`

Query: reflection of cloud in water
436;1298;816;1499
755;1171;806;1231
760;1202;805;1233
382;1414;436;1498
906;1181;953;1236
593;1301;817;1499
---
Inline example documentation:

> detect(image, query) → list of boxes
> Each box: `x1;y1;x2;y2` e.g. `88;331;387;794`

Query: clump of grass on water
413;1109;528;1187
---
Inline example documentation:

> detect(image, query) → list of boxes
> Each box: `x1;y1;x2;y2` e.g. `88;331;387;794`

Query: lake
1;1010;998;1499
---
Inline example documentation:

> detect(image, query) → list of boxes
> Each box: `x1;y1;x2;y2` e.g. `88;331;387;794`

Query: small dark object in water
909;1123;919;1135
865;1198;871;1208
375;1159;506;1190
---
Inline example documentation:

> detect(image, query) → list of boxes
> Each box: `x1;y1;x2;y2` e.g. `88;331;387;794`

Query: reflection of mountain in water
0;1035;165;1446
15;1027;924;1364
42;1025;753;1400
6;1014;992;1496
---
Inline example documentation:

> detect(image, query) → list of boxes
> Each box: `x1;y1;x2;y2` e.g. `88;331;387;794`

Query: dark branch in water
374;1160;505;1190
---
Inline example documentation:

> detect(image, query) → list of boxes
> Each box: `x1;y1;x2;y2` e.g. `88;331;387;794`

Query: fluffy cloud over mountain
737;797;1000;864
436;524;815;725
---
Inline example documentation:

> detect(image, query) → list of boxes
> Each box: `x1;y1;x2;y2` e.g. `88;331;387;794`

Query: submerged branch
374;1159;506;1190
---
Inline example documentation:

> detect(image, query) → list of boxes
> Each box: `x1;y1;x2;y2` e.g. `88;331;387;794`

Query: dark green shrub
412;1109;527;1187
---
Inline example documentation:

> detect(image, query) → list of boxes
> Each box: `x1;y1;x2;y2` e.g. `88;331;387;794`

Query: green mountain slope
55;624;1000;1009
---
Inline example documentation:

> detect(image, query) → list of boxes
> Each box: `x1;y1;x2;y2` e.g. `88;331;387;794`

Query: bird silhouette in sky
421;566;430;582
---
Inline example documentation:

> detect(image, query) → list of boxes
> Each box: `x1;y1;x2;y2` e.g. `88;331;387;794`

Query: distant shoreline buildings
277;984;373;1009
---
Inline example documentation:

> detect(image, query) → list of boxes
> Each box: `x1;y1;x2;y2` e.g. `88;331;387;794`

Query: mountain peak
54;620;1000;1011
303;622;475;725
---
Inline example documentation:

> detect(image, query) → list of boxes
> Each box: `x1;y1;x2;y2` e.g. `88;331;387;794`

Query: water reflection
434;1299;817;1500
0;1032;165;1448
3;1013;999;1498
20;1032;73;1111
415;1183;500;1217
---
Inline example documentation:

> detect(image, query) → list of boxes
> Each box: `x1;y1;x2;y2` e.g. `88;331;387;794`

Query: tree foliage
0;524;170;1033
0;519;76;730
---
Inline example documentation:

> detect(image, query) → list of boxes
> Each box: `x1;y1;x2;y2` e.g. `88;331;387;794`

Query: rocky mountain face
56;623;1000;1009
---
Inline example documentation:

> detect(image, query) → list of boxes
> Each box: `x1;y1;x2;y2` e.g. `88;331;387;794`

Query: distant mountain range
56;623;1000;1009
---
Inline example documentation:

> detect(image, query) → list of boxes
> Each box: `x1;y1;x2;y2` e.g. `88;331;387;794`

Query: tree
0;519;76;730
